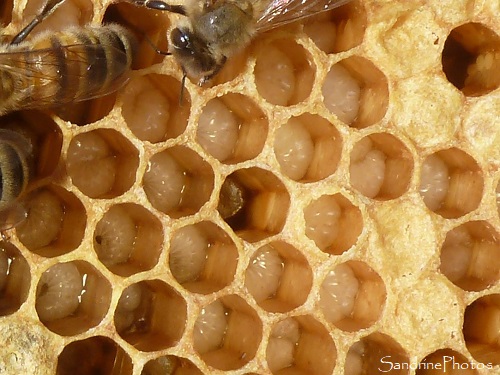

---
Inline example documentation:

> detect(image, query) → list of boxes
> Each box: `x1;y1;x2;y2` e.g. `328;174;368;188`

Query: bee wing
255;0;351;33
0;203;27;231
0;43;130;108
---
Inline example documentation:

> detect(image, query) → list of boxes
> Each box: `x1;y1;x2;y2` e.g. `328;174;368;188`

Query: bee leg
10;0;67;44
127;0;187;15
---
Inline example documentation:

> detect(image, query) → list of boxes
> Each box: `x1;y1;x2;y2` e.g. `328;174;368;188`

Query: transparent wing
0;43;130;110
255;0;351;33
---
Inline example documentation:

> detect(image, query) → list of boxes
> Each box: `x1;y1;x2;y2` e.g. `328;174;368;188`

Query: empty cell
57;336;133;375
274;114;342;182
194;295;261;371
419;148;483;218
245;241;312;312
416;349;478;375
319;261;386;331
323;57;389;128
23;0;93;34
345;333;409;375
143;146;214;218
304;193;363;255
0;242;30;316
121;74;190;143
142;355;202;375
439;221;500;291
442;23;500;96
94;203;163;277
16;186;86;257
463;294;500;366
304;1;366;53
255;39;314;106
114;280;187;352
66;129;139;198
197;93;267;163
266;315;336;375
168;221;238;294
36;261;111;336
218;168;290;242
350;133;413;200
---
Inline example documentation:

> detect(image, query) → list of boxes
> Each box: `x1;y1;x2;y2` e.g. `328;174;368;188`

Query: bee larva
0;0;137;115
125;0;351;84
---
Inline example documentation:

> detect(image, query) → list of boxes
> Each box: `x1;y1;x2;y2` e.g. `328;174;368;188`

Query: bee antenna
144;34;170;56
179;72;187;105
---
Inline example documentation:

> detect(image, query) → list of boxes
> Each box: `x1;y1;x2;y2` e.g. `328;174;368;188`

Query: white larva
304;195;341;250
349;138;386;198
169;225;208;284
274;117;315;181
197;98;239;161
419;154;450;211
36;262;83;322
193;300;227;354
245;245;283;302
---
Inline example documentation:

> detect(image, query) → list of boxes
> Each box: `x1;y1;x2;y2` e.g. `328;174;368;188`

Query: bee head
170;27;219;84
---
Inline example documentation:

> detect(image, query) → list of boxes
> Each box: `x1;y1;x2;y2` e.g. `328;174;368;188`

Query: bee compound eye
171;28;190;50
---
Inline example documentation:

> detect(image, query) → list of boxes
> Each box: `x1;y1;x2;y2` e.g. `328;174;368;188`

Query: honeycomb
0;0;499;374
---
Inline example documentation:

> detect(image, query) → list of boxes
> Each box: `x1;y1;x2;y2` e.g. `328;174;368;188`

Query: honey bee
126;0;351;84
0;0;137;115
0;129;34;230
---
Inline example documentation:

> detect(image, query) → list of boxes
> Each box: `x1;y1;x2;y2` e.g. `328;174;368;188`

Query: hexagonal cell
168;221;238;294
304;193;363;255
304;0;366;54
217;168;290;242
16;185;86;257
35;261;111;336
103;2;171;69
350;133;414;200
245;241;313;313
57;336;133;375
254;39;315;106
121;74;191;143
66;129;139;199
319;261;386;331
345;333;410;375
439;221;500;292
416;349;479;375
419;148;484;218
442;23;500;96
274;114;342;182
463;294;500;366
323;56;389;128
94;203;163;277
142;355;203;375
0;242;30;316
266;315;336;374
114;280;187;352
143;146;214;218
193;295;261;371
23;0;93;34
196;93;267;163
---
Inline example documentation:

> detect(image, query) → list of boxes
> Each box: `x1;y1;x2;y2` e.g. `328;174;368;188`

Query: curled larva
319;263;359;323
255;46;295;106
169;225;208;284
16;190;64;250
193;300;227;354
304;195;341;250
94;206;136;267
36;262;83;322
245;246;284;302
440;244;471;282
267;318;300;372
197;98;239;161
114;283;143;332
143;152;186;213
121;78;170;143
322;64;361;124
349;138;386;198
274;118;315;181
419;154;450;211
